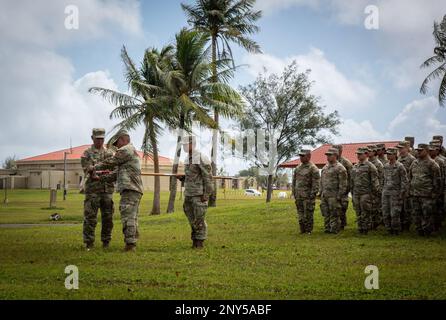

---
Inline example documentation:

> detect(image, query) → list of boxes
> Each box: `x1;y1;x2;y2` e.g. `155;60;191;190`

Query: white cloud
336;119;388;143
0;0;144;162
243;48;376;113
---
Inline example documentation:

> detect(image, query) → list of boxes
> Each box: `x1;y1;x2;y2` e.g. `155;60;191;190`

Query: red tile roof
280;141;400;168
17;144;173;165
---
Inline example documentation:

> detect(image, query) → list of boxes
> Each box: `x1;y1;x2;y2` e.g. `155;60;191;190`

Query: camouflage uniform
292;150;320;234
80;128;115;246
429;141;445;230
382;148;408;234
409;144;441;236
405;136;417;158
368;145;384;229
351;148;380;233
397;141;416;230
333;145;352;229
183;146;213;242
96;136;143;246
433;135;446;158
320;148;348;234
376;143;389;166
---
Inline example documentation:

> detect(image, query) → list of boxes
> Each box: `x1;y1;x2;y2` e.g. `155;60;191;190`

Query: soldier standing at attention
332;144;352;230
409;144;441;237
376;143;389;165
320;148;347;234
367;144;384;230
80;128;115;250
92;129;143;252
396;140;416;231
351;147;380;234
433;135;446;158
178;136;213;249
382;148;408;235
429;141;445;231
292;150;320;234
405;136;417;158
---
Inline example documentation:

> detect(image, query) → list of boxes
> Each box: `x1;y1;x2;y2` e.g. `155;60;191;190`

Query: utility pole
3;177;8;205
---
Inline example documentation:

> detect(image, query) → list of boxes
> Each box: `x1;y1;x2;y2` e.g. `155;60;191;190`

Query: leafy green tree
421;14;446;106
239;61;340;202
2;155;17;170
165;28;244;213
182;0;262;207
90;46;176;215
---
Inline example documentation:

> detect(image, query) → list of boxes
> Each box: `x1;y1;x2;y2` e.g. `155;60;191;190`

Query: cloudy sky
1;0;446;174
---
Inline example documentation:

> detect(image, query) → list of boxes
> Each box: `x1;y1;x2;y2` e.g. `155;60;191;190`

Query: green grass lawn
0;189;446;299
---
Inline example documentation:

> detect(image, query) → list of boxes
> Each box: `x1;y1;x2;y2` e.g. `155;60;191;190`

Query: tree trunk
148;119;161;215
209;34;218;207
166;121;184;213
266;174;273;203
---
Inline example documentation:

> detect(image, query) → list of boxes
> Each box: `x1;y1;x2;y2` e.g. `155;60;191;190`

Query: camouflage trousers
183;196;208;240
382;194;402;232
320;196;341;233
295;196;316;233
371;193;383;229
411;196;435;235
83;192;114;244
340;194;349;228
433;195;444;230
119;190;142;245
352;193;372;232
401;196;412;229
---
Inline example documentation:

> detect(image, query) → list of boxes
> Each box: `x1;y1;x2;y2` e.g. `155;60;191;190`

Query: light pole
63;151;68;200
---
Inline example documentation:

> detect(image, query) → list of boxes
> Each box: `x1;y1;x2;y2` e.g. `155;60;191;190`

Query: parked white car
277;191;287;199
245;189;262;197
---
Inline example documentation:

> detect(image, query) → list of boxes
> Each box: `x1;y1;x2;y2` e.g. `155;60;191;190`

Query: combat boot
195;240;204;249
85;242;94;250
124;243;136;252
299;223;305;234
102;241;110;249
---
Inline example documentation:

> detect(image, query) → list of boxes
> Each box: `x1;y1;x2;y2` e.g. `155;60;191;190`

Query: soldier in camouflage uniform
292;150;320;234
405;136;417;158
320;148;348;234
178;135;213;249
93;129;143;252
81;128;115;250
376;143;389;165
332;144;352;229
429;141;445;231
433;135;446;158
382;148;408;235
409;144;441;236
367;144;384;229
396;140;416;231
351;147;380;234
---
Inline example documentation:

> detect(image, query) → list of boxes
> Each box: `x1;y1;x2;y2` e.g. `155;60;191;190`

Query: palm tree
89;46;176;215
165;28;245;213
421;14;446;106
182;0;262;206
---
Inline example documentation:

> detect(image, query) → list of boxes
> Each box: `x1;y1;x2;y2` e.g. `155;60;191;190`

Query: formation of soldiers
292;136;446;237
81;129;212;252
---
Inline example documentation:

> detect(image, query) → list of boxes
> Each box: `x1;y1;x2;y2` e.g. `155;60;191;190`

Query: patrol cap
430;139;442;146
299;149;312;156
433;135;443;142
111;129;129;146
415;143;429;151
386;147;398;155
325;148;339;156
356;147;369;154
92;128;105;139
405;136;415;146
332;144;343;151
367;144;377;152
376;143;386;150
396;141;410;149
429;144;440;151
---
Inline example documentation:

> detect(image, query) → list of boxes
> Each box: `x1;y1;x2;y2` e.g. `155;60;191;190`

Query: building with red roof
280;141;400;169
1;144;179;191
